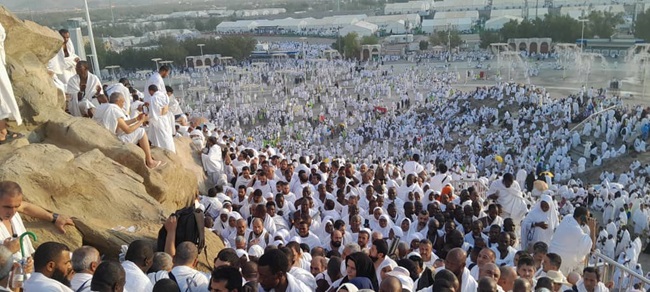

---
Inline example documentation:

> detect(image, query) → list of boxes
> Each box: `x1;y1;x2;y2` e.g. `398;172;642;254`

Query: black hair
546;253;562;268
34;242;70;272
211;265;242;292
216;248;241;269
90;261;125;292
373;239;388;256
258;249;289;275
125;240;154;266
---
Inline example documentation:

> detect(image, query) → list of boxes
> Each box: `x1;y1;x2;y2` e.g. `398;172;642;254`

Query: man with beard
370;239;396;283
24;242;74;291
328;230;344;254
358;228;371;250
414;210;430;236
248;218;270;249
258;249;309;292
419;239;439;269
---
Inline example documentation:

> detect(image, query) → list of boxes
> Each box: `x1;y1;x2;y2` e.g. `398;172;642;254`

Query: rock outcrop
0;6;222;268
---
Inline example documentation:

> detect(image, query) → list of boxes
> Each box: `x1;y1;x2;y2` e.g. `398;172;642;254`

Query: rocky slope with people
0;7;222;270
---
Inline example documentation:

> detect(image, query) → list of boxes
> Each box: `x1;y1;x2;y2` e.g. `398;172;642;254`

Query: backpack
157;206;206;254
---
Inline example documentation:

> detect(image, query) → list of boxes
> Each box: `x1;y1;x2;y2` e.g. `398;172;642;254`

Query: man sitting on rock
94;92;162;169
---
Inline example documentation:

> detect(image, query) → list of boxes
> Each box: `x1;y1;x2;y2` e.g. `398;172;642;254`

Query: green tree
499;20;520;41
331;33;361;59
544;14;581;42
634;8;650;41
586;11;624;38
429;30;462;49
479;30;501;48
419;40;429;50
342;33;361;59
213;36;257;60
194;19;206;31
361;35;379;45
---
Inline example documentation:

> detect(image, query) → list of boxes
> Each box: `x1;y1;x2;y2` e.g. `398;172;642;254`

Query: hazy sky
2;0;184;12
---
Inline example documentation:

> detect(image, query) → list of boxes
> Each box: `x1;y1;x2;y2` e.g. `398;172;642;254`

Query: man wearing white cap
386;267;414;292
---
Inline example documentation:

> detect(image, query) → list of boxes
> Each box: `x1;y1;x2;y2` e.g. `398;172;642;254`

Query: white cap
387;266;414;291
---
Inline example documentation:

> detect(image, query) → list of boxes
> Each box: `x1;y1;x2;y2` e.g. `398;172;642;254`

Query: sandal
0;131;24;145
147;161;167;170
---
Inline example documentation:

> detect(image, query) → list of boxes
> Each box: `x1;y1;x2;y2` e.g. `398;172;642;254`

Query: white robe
0;23;22;125
0;213;35;261
520;194;559;250
122;260;153;292
49;38;78;85
147;91;176;153
575;279;609;292
23;272;73;292
144;72;165;102
487;180;528;223
66;73;102;117
202;144;224;184
549;216;592;275
106;82;132;116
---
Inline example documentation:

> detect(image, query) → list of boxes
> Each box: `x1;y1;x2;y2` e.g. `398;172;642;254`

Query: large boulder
0;6;221;264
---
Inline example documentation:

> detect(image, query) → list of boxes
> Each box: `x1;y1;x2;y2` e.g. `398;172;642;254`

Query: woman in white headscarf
319;216;335;245
391;217;418;245
369;207;383;230
520;193;560;251
223;212;242;239
376;214;395;238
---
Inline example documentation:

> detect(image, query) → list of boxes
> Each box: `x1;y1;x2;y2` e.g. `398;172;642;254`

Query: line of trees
90;35;256;70
331;33;380;59
479;11;625;48
634;8;650;42
429;29;463;49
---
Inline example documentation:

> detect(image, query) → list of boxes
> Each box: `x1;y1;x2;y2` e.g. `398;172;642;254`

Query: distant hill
2;0;182;12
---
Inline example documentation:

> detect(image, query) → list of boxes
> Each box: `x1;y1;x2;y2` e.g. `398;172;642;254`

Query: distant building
384;1;431;15
578;38;646;56
485;15;523;31
339;21;379;37
507;37;552;53
425;11;478;32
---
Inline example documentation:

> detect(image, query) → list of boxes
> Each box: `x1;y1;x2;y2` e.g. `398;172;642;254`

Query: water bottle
11;261;25;289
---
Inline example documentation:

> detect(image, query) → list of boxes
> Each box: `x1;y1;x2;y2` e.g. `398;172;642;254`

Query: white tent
491;0;526;9
422;19;435;34
435;0;486;11
559;5;624;20
490;7;548;18
216;20;258;33
366;14;421;34
430;11;478;31
275;18;307;32
339;21;379;37
485;15;523;30
384;1;431;15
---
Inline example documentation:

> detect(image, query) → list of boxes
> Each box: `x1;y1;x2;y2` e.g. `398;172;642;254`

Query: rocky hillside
0;7;221;270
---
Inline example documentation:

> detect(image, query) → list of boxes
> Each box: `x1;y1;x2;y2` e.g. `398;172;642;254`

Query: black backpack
157;206;206;253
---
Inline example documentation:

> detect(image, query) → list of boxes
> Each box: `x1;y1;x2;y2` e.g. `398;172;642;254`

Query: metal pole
580;19;586;52
84;0;101;79
109;0;115;24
